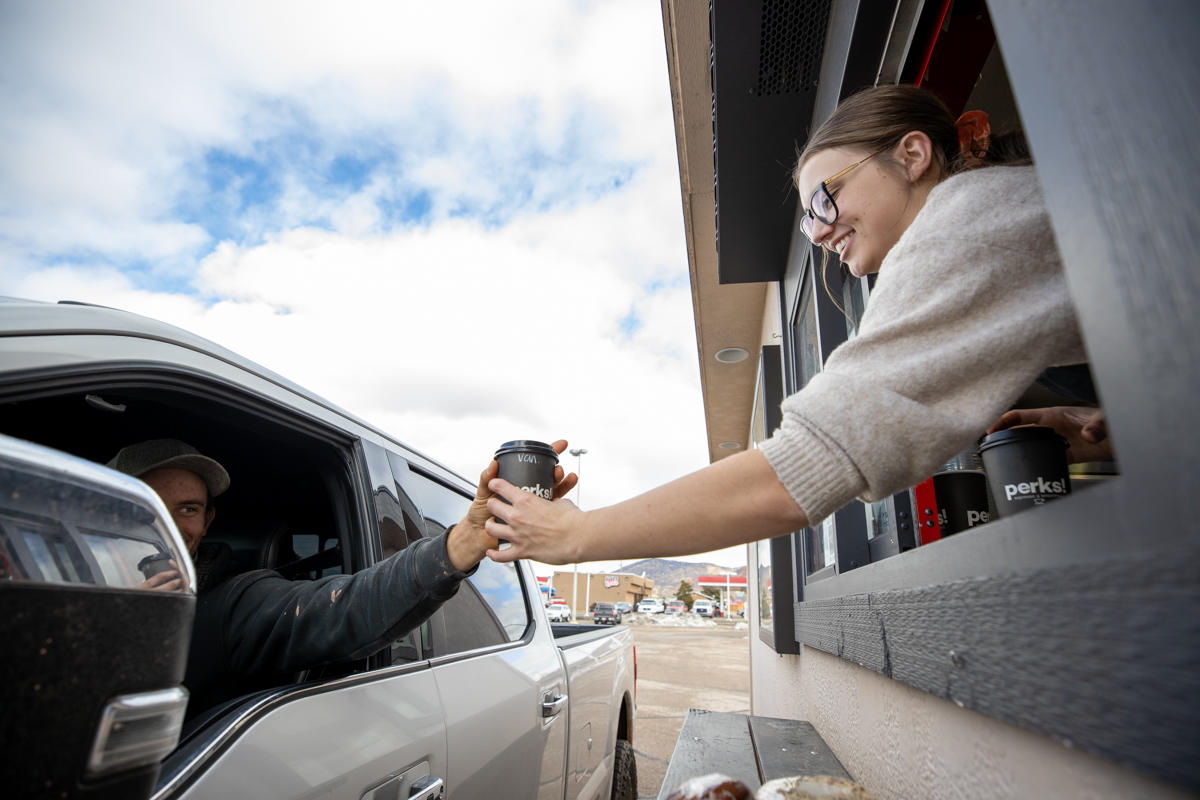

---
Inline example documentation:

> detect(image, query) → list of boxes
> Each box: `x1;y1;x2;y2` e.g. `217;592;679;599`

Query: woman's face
797;144;928;277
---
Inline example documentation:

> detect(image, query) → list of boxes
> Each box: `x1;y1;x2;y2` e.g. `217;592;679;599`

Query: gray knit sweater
760;165;1087;524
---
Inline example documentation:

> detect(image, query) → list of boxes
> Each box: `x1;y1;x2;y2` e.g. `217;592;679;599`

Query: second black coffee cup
979;426;1070;519
494;440;559;525
931;445;990;536
137;551;174;579
932;470;990;535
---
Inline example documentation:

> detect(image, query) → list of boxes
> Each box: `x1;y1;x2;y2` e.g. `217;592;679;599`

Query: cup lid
494;440;559;461
979;426;1068;452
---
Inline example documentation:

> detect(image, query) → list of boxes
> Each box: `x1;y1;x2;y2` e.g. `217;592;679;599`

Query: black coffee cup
979;426;1071;519
493;440;559;528
931;471;990;535
931;446;990;535
137;552;174;579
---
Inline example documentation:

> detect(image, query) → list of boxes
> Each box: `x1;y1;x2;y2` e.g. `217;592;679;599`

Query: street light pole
569;448;587;617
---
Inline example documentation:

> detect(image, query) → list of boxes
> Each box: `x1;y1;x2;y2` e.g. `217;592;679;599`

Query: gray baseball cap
106;439;230;497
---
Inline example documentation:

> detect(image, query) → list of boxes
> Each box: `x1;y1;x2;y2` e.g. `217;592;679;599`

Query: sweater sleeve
760;167;1086;524
218;531;471;676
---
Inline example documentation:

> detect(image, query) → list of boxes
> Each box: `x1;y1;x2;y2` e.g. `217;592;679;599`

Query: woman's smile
797;142;932;277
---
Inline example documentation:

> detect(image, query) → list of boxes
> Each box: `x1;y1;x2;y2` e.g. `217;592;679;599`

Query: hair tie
955;110;991;159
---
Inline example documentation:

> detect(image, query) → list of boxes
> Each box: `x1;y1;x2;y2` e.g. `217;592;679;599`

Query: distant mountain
619;558;746;598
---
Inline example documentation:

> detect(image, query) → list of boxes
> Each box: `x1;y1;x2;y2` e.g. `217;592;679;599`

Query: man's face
141;467;214;556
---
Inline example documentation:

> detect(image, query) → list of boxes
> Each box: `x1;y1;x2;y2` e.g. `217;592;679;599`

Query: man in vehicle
107;438;575;718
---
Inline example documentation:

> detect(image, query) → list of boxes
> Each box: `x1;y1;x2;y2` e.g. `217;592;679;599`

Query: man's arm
217;529;472;677
208;440;577;678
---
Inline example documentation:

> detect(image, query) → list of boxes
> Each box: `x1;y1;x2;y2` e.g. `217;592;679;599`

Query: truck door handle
408;775;444;800
541;692;567;718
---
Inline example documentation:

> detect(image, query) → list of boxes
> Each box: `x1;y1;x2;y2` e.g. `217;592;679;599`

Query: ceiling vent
756;0;831;97
711;0;832;284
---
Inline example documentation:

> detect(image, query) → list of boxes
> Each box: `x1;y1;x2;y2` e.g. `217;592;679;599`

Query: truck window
391;459;531;654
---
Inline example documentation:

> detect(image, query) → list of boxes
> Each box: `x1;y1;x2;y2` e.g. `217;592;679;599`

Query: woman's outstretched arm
483;448;809;565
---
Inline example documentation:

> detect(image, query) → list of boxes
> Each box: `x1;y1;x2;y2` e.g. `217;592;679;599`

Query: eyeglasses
800;145;890;242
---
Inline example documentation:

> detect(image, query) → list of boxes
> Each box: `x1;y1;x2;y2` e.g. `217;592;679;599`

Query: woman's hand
484;438;581;564
449;439;578;570
484;479;586;564
987;406;1111;463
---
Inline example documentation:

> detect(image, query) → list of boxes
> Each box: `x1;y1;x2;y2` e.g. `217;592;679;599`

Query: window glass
795;273;822;390
804;517;837;573
392;459;531;651
864;500;891;542
365;442;415;559
840;271;869;340
753;360;774;630
289;533;342;579
21;522;66;582
835;271;895;544
794;272;836;575
756;539;773;627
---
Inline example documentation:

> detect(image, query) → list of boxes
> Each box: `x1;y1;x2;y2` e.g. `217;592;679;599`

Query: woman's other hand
987;406;1111;463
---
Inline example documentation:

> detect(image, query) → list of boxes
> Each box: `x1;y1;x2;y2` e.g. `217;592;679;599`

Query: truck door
392;455;569;800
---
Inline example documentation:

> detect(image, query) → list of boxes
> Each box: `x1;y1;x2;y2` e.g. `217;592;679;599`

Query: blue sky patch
644;274;688;293
378;187;434;227
170;98;641;253
618;307;642;338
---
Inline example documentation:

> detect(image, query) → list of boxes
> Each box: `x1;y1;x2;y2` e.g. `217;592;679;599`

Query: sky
0;0;747;575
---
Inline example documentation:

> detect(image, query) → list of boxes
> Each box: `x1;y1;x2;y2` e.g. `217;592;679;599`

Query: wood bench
656;710;851;799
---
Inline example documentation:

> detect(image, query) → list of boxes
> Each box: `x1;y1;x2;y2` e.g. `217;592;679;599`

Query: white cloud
0;0;743;568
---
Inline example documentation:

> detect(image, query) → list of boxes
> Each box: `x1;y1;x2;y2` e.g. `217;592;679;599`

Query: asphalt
622;616;751;800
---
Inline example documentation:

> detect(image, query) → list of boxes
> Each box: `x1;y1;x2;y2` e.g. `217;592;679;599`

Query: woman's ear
896;130;934;182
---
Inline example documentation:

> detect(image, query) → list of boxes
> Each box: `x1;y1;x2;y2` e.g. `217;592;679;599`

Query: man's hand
988;406;1111;463
447;439;578;571
136;560;183;592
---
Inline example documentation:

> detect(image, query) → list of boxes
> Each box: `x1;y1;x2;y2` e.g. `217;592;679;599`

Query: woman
485;85;1105;566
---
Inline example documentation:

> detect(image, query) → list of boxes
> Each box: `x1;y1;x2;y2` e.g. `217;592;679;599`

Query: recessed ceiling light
718;441;742;449
714;347;749;363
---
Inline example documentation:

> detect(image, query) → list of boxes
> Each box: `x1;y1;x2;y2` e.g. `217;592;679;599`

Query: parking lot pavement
625;618;750;800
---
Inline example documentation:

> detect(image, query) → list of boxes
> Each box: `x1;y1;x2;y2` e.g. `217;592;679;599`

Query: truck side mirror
0;434;195;800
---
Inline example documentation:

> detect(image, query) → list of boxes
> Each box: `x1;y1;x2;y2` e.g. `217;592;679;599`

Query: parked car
592;602;622;625
637;598;665;614
615;601;633;615
546;602;574;623
0;298;639;800
691;598;715;617
665;600;686;614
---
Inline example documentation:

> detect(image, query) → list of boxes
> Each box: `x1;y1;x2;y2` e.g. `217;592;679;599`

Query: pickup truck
636;598;664;614
546;602;574;623
591;603;621;625
0;297;638;800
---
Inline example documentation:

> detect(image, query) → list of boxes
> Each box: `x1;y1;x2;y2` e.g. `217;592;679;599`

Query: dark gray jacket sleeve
217;531;472;676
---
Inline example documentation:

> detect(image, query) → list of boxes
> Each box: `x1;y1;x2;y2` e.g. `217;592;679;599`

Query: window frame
752;343;800;654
